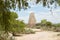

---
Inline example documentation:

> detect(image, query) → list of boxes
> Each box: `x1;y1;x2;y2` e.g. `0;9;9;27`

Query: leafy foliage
41;19;47;26
0;12;26;33
0;0;28;33
36;0;60;7
0;12;26;40
11;20;26;33
9;12;25;33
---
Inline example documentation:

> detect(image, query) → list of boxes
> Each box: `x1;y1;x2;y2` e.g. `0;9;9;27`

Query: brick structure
28;12;36;27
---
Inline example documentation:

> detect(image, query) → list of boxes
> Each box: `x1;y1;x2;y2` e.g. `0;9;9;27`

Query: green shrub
54;27;60;32
23;29;35;34
35;26;41;29
57;34;60;36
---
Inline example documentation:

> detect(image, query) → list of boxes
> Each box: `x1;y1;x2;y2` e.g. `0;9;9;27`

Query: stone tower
28;12;36;27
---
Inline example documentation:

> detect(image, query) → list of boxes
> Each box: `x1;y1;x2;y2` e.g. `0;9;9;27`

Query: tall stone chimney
28;12;36;27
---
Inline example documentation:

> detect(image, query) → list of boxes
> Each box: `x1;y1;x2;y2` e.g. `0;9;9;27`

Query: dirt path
15;31;60;40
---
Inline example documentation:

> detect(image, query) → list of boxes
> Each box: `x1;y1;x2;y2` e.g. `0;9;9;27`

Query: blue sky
12;0;60;24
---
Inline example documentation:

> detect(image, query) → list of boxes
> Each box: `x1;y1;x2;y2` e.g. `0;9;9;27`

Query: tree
0;12;18;40
46;21;52;28
8;12;18;32
8;12;25;33
41;19;47;26
36;0;60;7
0;12;26;40
41;19;52;27
0;0;28;33
10;20;26;34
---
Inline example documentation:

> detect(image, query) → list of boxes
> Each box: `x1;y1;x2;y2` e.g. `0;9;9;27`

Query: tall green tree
41;19;47;26
41;19;52;27
0;0;28;33
0;12;26;40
